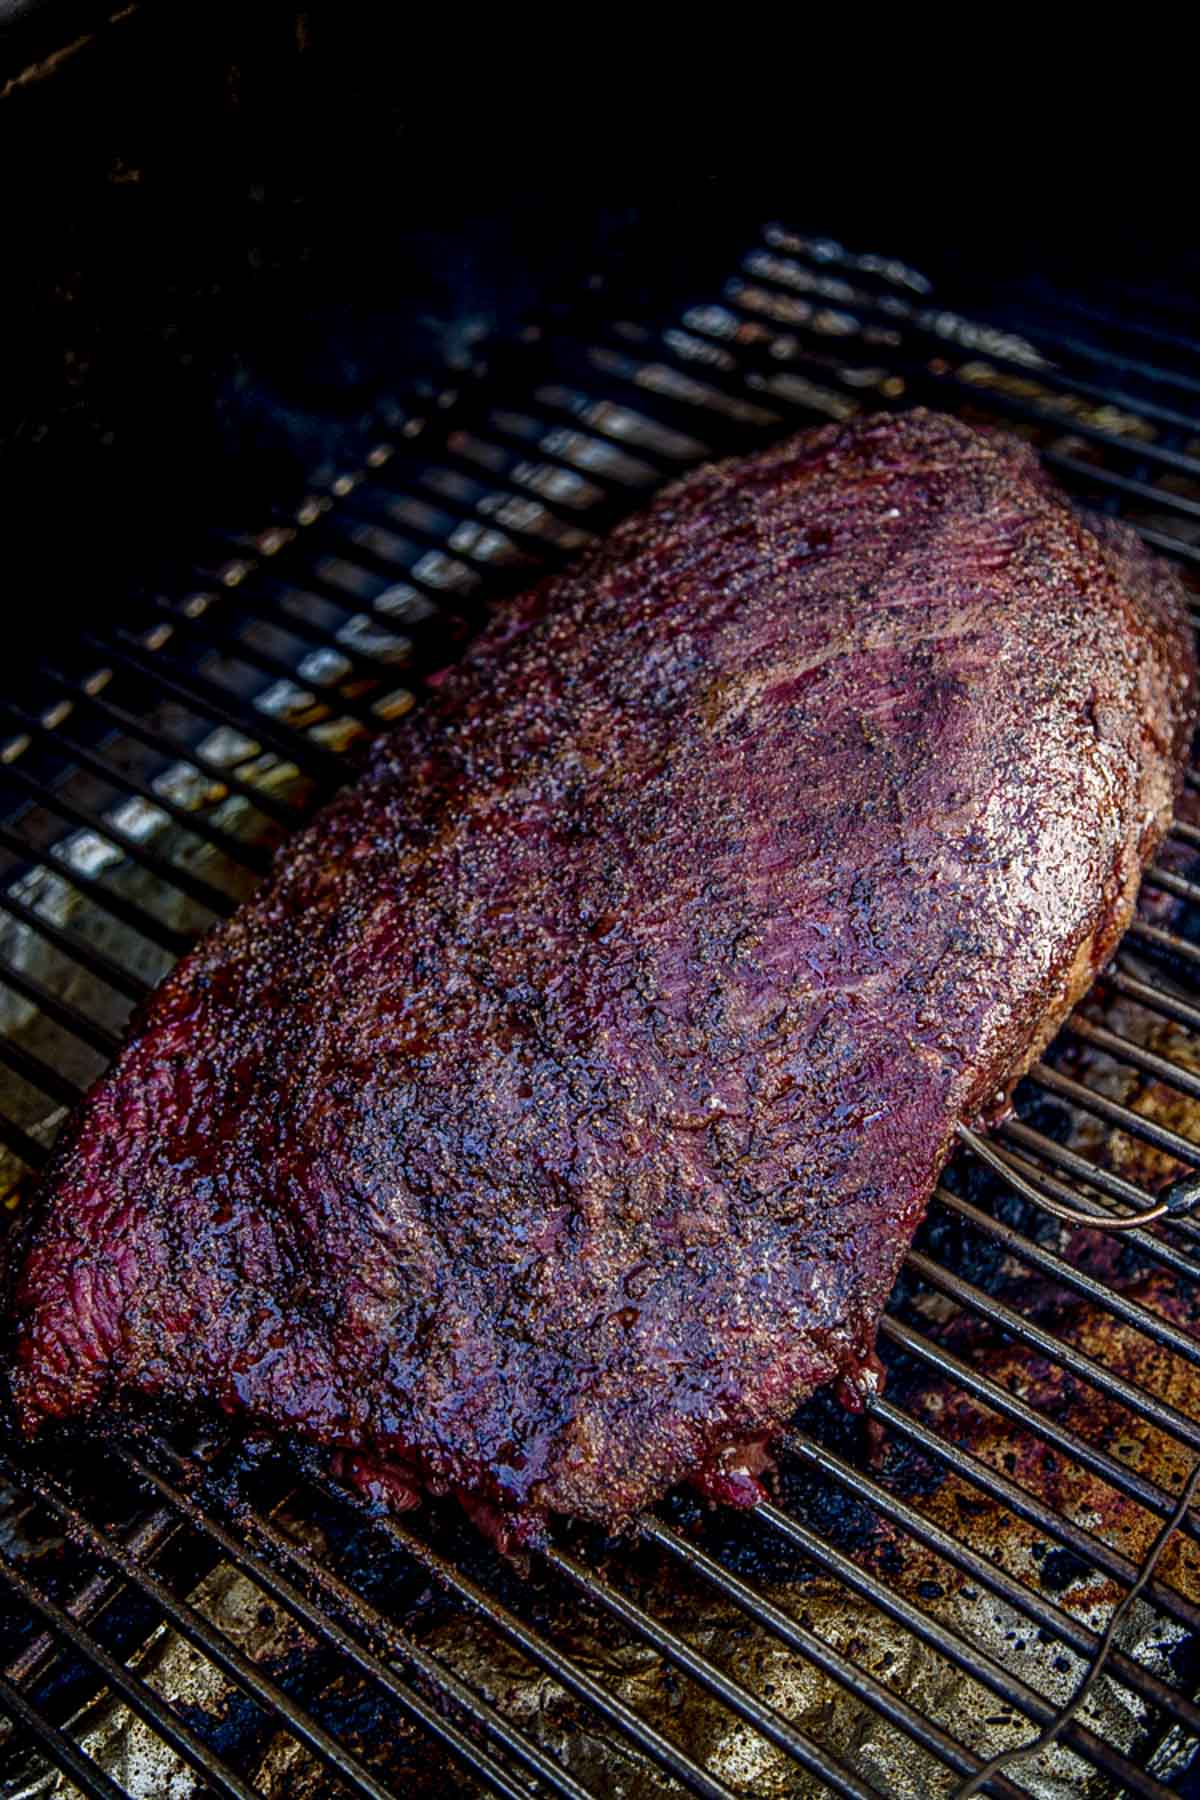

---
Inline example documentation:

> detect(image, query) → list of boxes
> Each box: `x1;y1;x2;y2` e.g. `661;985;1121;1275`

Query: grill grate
2;225;1200;1798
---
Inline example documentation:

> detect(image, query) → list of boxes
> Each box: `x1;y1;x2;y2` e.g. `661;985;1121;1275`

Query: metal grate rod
1;760;237;921
539;1541;887;1800
0;818;194;955
138;601;386;732
1031;1061;1200;1170
0;1032;92;1110
638;1515;1026;1799
1104;961;1200;1037
0;886;149;1002
1145;864;1200;910
120;1444;595;1800
303;1468;741;1800
1001;1117;1176;1212
907;1247;1200;1456
994;1127;1200;1271
661;301;1200;540
1047;451;1200;527
869;1360;1200;1637
0;1544;259;1800
0;699;274;877
0;1448;476;1800
932;1183;1200;1370
1141;528;1200;571
0;955;120;1057
880;1305;1200;1588
748;243;1200;400
1128;915;1200;964
0;1112;48;1169
779;1425;1200;1736
346;470;592;564
477;416;651;495
753;1494;1174;1799
82;629;347;789
0;1669;127;1800
1064;1010;1200;1102
179;580;410;684
729;271;1200;474
528;393;695;474
34;662;306;829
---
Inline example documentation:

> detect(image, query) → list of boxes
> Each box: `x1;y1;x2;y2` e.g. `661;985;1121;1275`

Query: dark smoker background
1;2;1196;664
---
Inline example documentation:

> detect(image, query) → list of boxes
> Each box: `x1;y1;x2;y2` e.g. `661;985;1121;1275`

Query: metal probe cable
954;1122;1200;1232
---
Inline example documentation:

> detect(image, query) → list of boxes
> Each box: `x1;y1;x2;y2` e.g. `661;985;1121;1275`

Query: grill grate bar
183;576;411;683
526;393;694;473
753;1496;1173;1798
869;1366;1198;1635
1046;451;1200;527
1064;1011;1200;1102
991;325;1200;402
677;289;1200;488
0;819;193;956
1032;1061;1200;1169
475;416;652;494
750;241;1200;399
1000;1117;1169;1212
539;1543;886;1800
0;1669;128;1800
373;430;672;559
1029;292;1200;366
591;312;1200;546
378;436;610;522
1128;916;1200;966
298;511;498;592
0;955;121;1058
729;269;1200;469
907;1246;1200;1455
0;1112;48;1170
995;1123;1200;1268
344;470;593;565
0;1544;259;1800
638;1515;1025;1798
0;886;150;1003
1146;865;1200;910
932;1182;1200;1371
0;1031;92;1110
137;599;387;732
32;663;305;829
1105;962;1200;1036
0;1448;462;1800
1140;528;1200;570
0;699;275;878
3;1500;182;1699
877;1316;1200;1628
368;459;616;553
83;629;348;788
117;1447;580;1800
302;1469;742;1800
246;559;413;632
0;760;237;922
779;1426;1200;1734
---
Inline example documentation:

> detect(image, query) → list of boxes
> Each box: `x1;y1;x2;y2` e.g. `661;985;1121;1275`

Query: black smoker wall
0;4;1194;662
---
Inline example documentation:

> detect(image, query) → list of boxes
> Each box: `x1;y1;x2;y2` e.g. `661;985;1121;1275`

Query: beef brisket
8;410;1196;1541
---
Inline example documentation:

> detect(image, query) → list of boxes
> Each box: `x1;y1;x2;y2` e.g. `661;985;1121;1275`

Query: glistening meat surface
8;411;1196;1543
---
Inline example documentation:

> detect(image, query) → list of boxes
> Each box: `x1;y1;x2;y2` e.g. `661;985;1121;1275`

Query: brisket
8;410;1196;1542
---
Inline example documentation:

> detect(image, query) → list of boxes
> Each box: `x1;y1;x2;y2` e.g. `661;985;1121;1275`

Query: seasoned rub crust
9;410;1196;1537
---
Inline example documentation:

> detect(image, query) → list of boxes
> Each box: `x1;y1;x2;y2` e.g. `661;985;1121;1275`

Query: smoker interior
2;225;1200;1799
